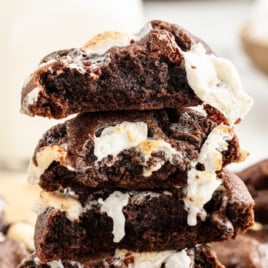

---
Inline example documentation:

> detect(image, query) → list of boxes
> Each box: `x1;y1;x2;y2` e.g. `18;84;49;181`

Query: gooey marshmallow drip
183;42;253;125
98;191;129;243
183;124;233;226
181;42;253;225
93;121;182;177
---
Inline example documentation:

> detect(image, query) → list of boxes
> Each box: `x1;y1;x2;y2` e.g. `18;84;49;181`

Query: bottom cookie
18;245;223;268
33;170;254;263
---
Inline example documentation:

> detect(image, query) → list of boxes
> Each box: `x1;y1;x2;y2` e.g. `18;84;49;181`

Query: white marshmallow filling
28;144;68;184
183;124;233;226
28;121;184;182
182;42;253;125
93;121;183;176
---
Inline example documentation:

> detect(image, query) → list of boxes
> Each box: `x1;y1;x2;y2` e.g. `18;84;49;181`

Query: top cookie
21;20;252;121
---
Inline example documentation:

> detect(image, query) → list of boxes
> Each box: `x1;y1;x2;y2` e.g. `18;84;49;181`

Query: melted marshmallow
82;21;152;55
138;139;182;177
94;121;182;176
94;121;148;161
184;124;233;226
131;191;172;205
37;190;170;244
36;191;83;221
28;145;68;184
25;87;40;106
47;261;64;268
33;190;198;246
183;43;253;125
115;249;193;268
82;32;133;55
98;191;129;243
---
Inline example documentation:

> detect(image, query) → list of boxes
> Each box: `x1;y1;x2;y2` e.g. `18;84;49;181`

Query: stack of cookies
19;20;254;268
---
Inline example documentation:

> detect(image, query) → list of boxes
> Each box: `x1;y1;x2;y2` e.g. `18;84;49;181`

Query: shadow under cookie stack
19;20;254;268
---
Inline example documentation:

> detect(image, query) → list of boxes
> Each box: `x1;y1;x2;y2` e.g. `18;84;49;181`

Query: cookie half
33;171;253;263
21;20;252;122
19;245;224;268
28;108;242;203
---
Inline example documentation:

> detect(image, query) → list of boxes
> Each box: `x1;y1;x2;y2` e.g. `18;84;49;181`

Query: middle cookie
28;108;241;203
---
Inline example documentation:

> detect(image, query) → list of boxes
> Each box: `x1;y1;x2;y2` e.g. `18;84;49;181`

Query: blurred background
0;0;268;177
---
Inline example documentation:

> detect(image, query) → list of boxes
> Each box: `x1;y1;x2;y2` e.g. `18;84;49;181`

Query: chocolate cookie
33;170;253;263
28;108;241;202
19;245;224;268
21;20;252;122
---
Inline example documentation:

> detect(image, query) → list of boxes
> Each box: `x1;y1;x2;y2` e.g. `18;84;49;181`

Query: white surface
247;0;268;43
144;0;268;171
